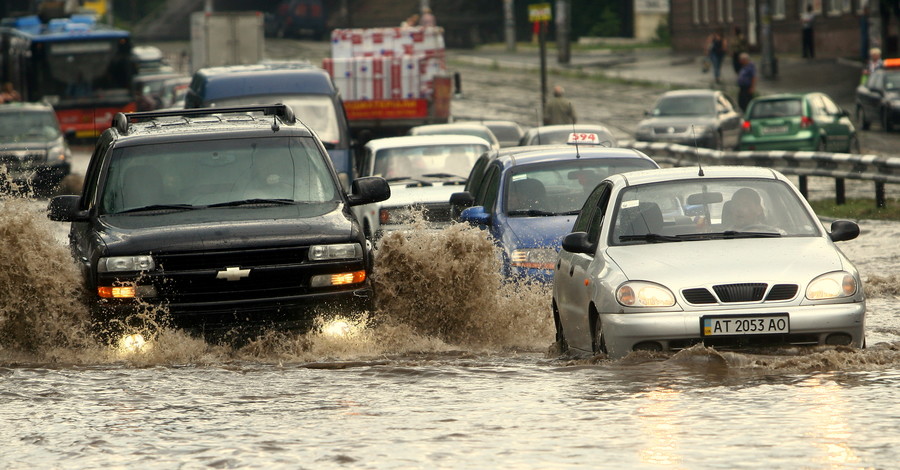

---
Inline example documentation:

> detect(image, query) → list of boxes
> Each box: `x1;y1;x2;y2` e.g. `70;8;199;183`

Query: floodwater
2;194;900;469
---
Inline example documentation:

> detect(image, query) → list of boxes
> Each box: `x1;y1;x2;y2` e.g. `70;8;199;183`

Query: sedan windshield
610;178;821;245
652;96;715;117
749;99;803;119
0;110;62;143
100;136;338;214
373;143;487;179
505;159;657;216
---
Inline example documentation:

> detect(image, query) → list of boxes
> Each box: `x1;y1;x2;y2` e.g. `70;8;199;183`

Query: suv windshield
209;94;341;144
100;136;338;214
610;178;821;245
0;110;62;143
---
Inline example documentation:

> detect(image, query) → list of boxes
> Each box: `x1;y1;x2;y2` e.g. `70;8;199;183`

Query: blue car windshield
610;178;822;245
505;159;656;216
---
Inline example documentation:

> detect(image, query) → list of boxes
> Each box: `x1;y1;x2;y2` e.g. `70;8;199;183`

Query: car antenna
691;124;704;176
572;120;581;159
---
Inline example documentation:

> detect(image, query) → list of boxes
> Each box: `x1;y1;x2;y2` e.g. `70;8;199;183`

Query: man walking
737;53;757;112
801;4;816;58
543;85;576;125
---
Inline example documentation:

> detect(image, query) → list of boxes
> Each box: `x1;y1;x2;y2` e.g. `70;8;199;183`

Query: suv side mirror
47;195;89;222
347;176;390;206
561;231;595;254
449;191;474;208
829;220;860;242
459;205;490;225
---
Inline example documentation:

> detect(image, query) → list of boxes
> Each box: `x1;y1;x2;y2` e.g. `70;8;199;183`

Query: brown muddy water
2;194;900;469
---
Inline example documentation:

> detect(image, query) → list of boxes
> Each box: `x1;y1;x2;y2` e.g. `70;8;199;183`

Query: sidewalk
449;44;863;109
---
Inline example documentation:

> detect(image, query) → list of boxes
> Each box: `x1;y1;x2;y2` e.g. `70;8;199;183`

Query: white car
353;135;491;239
552;166;866;359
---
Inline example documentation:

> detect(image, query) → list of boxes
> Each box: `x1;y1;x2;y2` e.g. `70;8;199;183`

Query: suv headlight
48;145;69;163
616;281;676;307
806;271;858;300
309;243;363;261
510;248;558;270
98;255;156;273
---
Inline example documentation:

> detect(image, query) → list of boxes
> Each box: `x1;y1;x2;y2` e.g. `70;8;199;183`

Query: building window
703;0;709;23
717;0;724;22
693;0;700;24
774;0;786;19
726;0;734;22
827;0;841;15
843;0;852;13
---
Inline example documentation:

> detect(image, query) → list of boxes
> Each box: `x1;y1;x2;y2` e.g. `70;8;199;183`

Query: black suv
48;105;389;341
0;102;72;196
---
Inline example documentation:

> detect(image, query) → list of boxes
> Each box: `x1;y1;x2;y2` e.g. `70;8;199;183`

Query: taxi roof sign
883;58;900;68
567;132;601;145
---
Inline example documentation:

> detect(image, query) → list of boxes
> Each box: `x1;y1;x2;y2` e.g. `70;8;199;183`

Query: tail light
800;116;814;128
741;120;751;132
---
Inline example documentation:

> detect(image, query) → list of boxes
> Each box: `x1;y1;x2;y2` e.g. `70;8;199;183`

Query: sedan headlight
309;243;363;261
616;281;676;307
806;271;858;300
510;248;558;270
98;255;155;273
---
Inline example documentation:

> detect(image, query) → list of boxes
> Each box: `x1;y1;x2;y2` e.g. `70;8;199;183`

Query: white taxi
552;166;866;359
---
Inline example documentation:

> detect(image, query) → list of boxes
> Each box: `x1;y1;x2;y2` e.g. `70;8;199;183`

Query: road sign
529;3;552;22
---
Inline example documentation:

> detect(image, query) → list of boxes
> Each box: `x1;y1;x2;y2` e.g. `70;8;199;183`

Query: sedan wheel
856;106;870;130
553;303;569;354
592;310;607;355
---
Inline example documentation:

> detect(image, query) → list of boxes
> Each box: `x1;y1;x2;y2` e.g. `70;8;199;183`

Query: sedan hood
606;237;845;287
504;215;577;248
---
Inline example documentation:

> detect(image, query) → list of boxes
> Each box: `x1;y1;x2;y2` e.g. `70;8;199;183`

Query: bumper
737;135;815;151
638;134;717;149
601;301;866;359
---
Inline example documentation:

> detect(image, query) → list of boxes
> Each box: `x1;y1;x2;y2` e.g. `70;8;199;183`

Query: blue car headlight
510;248;558;270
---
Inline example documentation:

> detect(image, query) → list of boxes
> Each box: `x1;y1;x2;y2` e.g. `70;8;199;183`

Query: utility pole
504;0;516;52
555;0;570;64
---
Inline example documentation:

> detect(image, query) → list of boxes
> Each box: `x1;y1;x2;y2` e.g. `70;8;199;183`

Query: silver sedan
552;166;866;359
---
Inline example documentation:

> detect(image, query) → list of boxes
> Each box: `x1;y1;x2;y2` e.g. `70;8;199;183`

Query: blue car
455;144;659;282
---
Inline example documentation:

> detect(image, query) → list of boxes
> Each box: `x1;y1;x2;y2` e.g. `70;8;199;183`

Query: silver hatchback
552;166;866;359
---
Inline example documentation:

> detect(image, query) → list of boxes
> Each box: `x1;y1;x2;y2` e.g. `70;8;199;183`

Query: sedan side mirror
47;195;88;222
459;205;491;226
561;231;595;254
829;219;860;242
347;177;391;206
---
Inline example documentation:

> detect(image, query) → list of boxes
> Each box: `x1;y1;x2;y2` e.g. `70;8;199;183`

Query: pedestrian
420;7;436;27
705;28;727;84
731;26;749;75
737;53;757;112
861;47;883;85
543;85;576;125
801;4;816;58
0;82;21;103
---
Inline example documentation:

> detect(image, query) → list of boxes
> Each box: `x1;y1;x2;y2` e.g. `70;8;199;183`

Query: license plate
701;314;790;336
761;125;789;135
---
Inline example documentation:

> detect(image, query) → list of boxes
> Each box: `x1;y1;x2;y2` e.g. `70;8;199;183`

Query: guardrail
626;141;900;208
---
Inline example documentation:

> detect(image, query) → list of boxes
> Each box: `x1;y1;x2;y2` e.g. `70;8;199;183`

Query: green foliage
655;18;670;45
807;198;900;221
587;6;622;38
570;0;624;38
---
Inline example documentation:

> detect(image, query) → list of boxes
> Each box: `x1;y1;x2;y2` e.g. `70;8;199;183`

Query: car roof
657;89;719;98
751;93;809;101
609;165;783;187
194;62;335;98
494;145;657;169
364;134;492;152
0;101;55;113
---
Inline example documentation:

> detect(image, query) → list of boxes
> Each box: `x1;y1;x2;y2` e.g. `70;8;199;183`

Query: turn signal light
741;120;751;132
98;286;136;298
800;116;814;128
310;270;367;287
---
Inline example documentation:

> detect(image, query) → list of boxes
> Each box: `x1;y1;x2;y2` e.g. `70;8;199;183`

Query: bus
0;14;135;139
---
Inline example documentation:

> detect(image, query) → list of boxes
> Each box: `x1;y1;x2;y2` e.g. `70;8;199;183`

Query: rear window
749;99;803;119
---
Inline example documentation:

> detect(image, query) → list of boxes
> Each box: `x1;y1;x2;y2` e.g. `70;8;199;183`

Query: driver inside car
725;187;766;230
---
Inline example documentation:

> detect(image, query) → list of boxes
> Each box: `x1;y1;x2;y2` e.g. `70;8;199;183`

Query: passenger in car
723;187;765;230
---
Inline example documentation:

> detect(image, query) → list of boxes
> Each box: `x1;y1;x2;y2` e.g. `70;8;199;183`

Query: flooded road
2;193;900;468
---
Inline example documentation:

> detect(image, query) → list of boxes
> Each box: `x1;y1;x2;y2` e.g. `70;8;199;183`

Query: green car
738;93;860;153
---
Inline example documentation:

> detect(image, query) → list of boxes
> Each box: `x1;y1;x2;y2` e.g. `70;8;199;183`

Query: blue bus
0;14;135;138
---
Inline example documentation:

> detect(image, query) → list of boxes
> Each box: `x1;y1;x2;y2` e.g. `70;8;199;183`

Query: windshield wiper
716;230;782;239
421;173;464;179
507;209;560;217
117;204;200;214
558;210;582;215
207;198;296;207
619;233;683;243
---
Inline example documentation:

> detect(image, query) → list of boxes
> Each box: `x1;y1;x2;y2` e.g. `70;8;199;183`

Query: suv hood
606;237;844;288
98;203;357;255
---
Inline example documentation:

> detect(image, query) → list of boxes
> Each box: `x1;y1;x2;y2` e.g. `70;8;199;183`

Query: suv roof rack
112;104;296;134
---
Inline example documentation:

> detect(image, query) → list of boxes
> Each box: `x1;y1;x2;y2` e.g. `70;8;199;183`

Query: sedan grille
765;284;799;301
682;288;717;304
713;283;767;302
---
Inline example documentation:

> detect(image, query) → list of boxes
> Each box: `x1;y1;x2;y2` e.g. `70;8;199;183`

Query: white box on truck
190;11;264;72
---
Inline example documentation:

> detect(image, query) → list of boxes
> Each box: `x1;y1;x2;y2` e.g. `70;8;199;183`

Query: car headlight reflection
616;281;676;307
98;255;155;272
510;248;558;270
806;271;857;300
309;243;363;261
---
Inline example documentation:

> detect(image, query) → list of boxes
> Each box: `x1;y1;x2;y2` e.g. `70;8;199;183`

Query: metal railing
626;141;900;207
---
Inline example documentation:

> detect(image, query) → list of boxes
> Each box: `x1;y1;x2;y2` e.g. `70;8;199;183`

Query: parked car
477;120;527;148
552;166;865;359
0;102;71;196
634;89;741;150
409;122;500;151
519;124;617;147
455;138;659;282
354;135;490;239
738;93;859;153
855;59;900;131
47;105;390;344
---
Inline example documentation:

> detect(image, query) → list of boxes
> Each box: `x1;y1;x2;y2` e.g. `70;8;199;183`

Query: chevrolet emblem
217;266;251;281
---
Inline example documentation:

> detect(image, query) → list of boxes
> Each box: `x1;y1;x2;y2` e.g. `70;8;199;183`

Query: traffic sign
529;3;552;22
